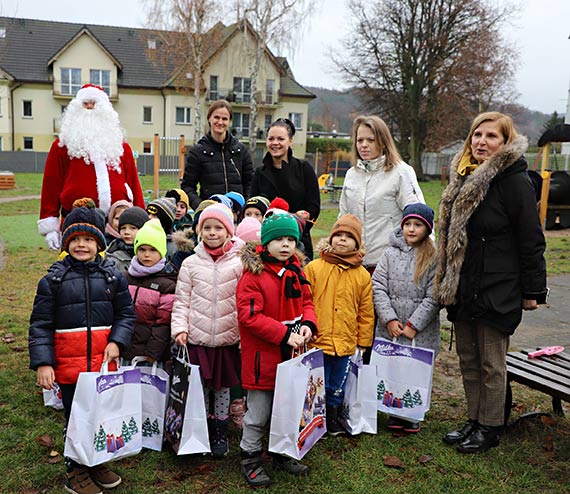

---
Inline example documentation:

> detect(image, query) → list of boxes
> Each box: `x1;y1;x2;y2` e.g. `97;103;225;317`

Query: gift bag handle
176;344;191;364
99;358;121;374
391;336;416;348
130;356;159;376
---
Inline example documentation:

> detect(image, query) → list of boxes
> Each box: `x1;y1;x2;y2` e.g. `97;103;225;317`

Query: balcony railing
207;88;278;106
52;82;118;100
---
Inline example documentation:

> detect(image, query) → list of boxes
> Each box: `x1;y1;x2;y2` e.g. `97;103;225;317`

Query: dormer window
148;39;156;49
0;28;5;38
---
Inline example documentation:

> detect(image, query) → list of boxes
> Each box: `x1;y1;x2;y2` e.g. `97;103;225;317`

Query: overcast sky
2;0;569;115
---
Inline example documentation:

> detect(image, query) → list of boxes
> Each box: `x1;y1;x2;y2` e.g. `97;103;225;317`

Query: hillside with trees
308;86;553;149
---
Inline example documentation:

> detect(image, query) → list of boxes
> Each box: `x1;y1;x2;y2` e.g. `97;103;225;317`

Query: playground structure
536;124;570;229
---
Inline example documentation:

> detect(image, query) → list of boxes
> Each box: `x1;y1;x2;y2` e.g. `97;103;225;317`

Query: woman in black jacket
181;100;254;210
434;112;548;454
250;118;320;259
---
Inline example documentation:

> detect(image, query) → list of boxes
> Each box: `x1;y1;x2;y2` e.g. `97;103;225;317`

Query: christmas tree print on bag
64;363;143;466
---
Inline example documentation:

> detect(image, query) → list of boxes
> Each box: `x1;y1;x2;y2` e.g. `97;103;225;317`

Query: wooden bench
505;348;570;424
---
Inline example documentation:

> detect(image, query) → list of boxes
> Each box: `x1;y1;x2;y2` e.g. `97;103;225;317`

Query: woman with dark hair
250;118;320;259
181;100;254;210
435;111;548;454
339;115;425;273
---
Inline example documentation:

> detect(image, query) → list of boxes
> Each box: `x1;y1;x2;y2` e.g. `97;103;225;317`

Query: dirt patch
544;228;570;238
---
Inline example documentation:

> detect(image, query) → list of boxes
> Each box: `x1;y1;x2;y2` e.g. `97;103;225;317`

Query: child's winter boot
65;465;102;494
209;418;229;458
272;454;310;475
89;464;122;489
241;450;272;487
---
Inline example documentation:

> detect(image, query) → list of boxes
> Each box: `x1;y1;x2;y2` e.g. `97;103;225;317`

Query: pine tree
128;416;139;439
142;417;153;437
151;418;161;436
413;389;423;406
121;420;132;442
402;389;414;408
377;380;385;399
94;425;106;452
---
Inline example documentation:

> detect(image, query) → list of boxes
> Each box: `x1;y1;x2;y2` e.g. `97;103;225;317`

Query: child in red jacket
236;213;316;488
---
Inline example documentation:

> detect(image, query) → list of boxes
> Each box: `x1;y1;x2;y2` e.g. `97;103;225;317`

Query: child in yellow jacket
305;214;374;435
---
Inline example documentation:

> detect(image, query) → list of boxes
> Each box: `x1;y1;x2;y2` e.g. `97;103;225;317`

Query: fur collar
240;241;307;275
314;237;367;257
172;229;196;253
434;135;528;306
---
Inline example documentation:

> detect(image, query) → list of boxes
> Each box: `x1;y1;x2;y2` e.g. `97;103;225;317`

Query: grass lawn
0;174;569;493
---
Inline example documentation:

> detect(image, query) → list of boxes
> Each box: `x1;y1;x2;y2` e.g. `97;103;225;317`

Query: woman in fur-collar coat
434;112;547;454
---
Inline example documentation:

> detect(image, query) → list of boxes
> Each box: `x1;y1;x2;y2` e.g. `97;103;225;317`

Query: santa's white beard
59;100;125;171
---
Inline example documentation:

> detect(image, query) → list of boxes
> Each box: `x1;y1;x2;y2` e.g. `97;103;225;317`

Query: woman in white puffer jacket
339;115;426;273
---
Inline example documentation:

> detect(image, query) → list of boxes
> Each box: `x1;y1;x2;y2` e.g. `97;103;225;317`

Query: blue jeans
323;354;351;407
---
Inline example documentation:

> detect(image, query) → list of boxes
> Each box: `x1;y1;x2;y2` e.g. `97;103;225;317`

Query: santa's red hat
75;84;110;105
264;197;290;219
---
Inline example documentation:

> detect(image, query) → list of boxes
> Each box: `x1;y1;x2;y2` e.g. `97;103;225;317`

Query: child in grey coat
372;203;440;433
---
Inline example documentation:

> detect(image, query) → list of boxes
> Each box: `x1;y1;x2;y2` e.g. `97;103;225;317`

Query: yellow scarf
457;151;479;176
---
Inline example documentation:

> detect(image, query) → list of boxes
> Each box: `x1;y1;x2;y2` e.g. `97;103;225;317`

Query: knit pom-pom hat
197;203;235;236
236;216;261;243
61;201;107;253
147;197;176;233
225;191;245;213
119;206;149;230
208;194;234;210
134;218;167;258
165;188;190;209
400;203;434;234
261;212;300;245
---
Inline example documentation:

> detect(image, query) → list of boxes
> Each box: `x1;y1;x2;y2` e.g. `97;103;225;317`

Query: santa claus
38;84;145;250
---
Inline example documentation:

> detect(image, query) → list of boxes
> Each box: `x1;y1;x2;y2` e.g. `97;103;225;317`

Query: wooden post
441;164;447;186
334;152;339;182
153;133;160;199
179;134;185;181
315;149;319;173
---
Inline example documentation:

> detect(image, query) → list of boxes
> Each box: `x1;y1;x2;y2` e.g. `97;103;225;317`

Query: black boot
241;450;272;487
442;419;478;445
326;405;346;436
208;418;229;458
272;454;310;475
456;424;501;454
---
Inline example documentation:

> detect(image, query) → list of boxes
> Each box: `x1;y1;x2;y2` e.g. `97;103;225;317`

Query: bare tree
235;0;317;154
143;0;228;143
336;0;518;178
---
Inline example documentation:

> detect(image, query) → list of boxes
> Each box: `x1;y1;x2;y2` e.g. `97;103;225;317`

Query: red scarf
203;239;234;261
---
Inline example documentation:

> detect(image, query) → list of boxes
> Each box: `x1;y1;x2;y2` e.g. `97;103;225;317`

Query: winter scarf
127;256;166;277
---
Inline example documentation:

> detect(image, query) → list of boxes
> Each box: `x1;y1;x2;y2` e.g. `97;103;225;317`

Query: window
288;112;303;130
264;114;273;130
22;100;32;118
209;75;218;101
143;106;152;124
265;79;275;104
23;136;33;150
143;141;152;154
90;69;111;95
61;68;82;96
233;77;251;103
148;39;156;49
61;105;67;114
0;28;5;39
233;112;250;137
175;107;192;125
0;136;3;151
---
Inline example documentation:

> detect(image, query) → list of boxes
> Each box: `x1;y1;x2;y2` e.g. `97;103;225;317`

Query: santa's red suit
39;139;144;220
38;84;145;250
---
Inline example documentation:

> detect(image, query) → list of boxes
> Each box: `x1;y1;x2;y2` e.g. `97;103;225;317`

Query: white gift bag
163;347;210;455
269;348;326;460
64;362;143;466
370;338;435;422
130;357;169;451
339;350;378;435
43;382;64;410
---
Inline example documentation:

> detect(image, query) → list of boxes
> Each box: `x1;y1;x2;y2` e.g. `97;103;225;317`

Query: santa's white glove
45;231;61;250
38;217;61;251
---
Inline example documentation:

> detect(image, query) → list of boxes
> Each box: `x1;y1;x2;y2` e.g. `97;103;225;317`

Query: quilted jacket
28;255;135;384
